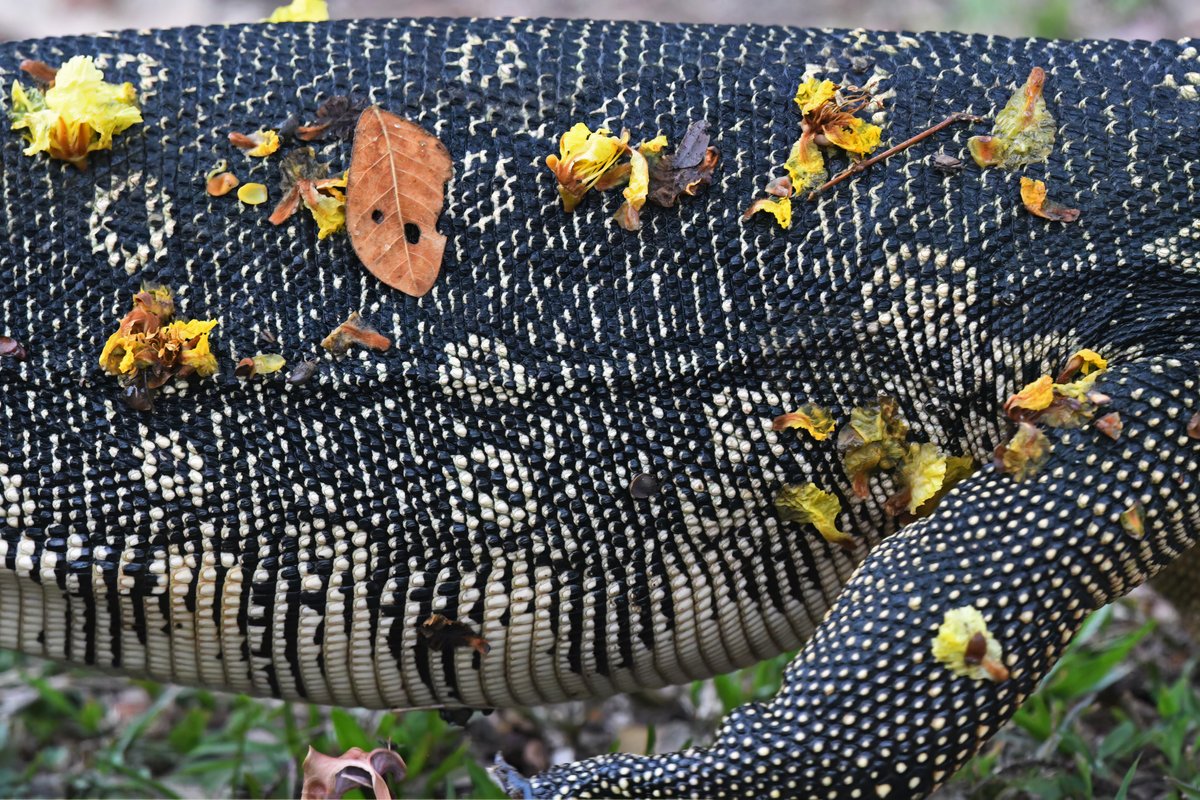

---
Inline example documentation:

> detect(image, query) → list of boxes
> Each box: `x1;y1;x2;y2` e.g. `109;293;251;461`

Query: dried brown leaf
301;746;406;800
346;107;453;297
0;336;28;361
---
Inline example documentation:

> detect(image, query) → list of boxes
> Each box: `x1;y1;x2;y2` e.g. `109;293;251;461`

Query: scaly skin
0;18;1197;799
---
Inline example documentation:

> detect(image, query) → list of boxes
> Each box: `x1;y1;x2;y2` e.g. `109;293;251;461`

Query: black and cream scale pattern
0;17;1197;799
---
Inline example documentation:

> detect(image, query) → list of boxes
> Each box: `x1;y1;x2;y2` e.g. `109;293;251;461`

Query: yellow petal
824;117;882;156
252;353;287;374
783;135;826;195
998;421;1049;481
772;403;836;441
1070;348;1107;375
903;442;948;514
238;183;268;205
1004;375;1054;415
165;319;218;341
932;607;1008;682
623;147;649;212
264;0;329;22
637;134;668;157
793;77;837;114
775;483;855;549
743;196;792;229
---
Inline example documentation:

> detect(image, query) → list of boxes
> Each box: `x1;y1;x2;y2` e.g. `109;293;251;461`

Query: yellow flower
230;129;281;157
793;77;837;114
783;135;827;195
823;116;882;156
902;442;948;514
264;0;329;22
300;180;346;239
546;123;628;212
932;606;1009;682
177;325;218;377
9;55;141;169
772;403;836;441
743;196;792;229
1004;374;1054;416
775;483;855;549
1069;348;1107;376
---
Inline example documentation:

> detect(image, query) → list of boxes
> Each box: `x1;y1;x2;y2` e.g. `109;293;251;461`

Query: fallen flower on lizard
229;129;281;157
968;67;1055;169
775;483;856;550
932;606;1009;682
321;311;391;356
1020;176;1079;223
546;122;628;212
772;403;836;441
9;54;141;169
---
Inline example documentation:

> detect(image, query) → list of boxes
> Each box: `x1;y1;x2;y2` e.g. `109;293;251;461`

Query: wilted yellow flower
743;196;792;229
614;147;650;231
229;129;281;157
772;403;836;441
823;116;882;156
9;55;141;169
1069;348;1107;376
1004;375;1054;416
932;606;1009;682
546;123;628;212
784;136;827;195
902;442;948;514
264;0;329;22
793;77;837;114
299;178;346;239
775;483;855;549
638;134;668;157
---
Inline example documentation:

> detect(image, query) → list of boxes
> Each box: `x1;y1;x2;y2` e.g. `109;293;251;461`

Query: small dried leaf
1188;411;1200;440
930;152;964;172
0;336;28;361
645;121;720;208
420;614;491;656
1095;412;1122;440
775;483;856;550
19;59;57;86
321;311;391;356
772;403;836;441
297;95;366;141
995;422;1049;481
234;357;256;380
346;107;453;297
1020;177;1079;223
302;746;405;800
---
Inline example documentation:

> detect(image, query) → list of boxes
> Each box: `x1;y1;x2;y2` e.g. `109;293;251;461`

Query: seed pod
0;336;28;361
287;359;320;386
628;473;660;499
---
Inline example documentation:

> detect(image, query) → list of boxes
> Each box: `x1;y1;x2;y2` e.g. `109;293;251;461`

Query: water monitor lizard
0;16;1197;799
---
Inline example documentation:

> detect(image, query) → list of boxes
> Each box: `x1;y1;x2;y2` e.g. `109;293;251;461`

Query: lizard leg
500;356;1200;799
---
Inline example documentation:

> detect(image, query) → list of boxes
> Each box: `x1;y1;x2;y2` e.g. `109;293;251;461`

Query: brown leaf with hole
346;107;453;297
301;745;406;800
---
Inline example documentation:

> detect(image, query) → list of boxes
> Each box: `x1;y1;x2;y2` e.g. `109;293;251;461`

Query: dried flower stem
807;112;984;199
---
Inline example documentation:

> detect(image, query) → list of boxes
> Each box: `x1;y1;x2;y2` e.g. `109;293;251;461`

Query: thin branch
807;112;985;199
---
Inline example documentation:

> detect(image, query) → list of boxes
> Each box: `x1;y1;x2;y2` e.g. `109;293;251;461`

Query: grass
0;595;1195;798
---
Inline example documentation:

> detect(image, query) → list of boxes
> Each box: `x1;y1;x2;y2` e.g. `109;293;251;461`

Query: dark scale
0;18;1198;800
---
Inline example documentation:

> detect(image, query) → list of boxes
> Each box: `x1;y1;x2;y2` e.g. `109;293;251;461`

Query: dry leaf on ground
301;746;406;800
346;107;453;297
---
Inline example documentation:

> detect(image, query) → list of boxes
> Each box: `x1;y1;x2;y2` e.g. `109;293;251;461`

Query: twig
807;112;984;199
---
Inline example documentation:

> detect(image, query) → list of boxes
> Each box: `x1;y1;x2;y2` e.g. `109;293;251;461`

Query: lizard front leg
500;356;1200;799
